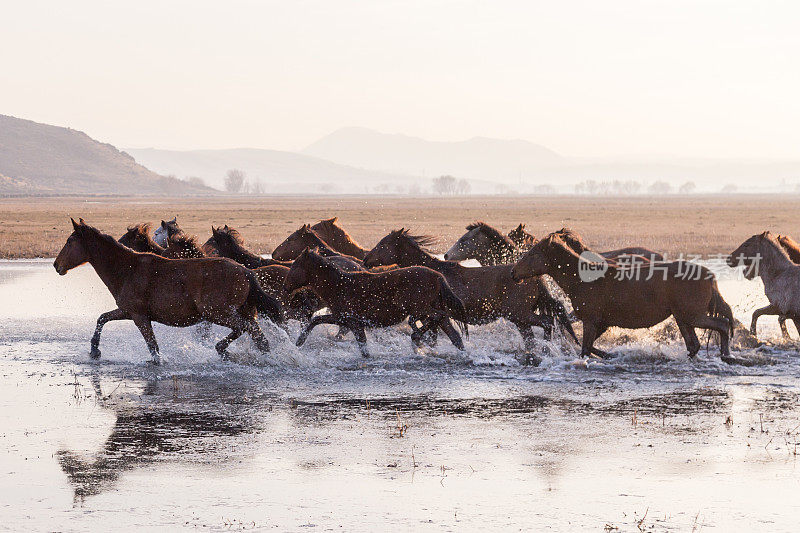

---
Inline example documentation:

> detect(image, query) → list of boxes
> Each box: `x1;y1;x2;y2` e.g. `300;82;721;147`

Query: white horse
152;217;180;247
729;231;800;336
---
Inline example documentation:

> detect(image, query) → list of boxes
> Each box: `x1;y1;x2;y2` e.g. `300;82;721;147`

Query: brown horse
210;226;292;269
119;223;205;259
444;222;521;265
362;229;576;350
554;228;665;263
273;217;368;261
284;248;467;356
512;231;734;361
272;224;364;263
508;224;537;251
54;219;284;364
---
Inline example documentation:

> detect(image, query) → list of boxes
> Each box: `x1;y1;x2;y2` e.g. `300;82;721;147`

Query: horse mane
127;222;152;235
394;228;438;254
166;234;204;257
553;228;589;253
77;222;130;252
776;234;800;263
465;221;515;248
216;225;246;245
544;232;618;278
759;231;794;262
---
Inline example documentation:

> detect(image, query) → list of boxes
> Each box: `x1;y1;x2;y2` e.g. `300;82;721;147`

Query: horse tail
437;278;468;338
709;279;734;337
537;279;579;344
246;272;285;324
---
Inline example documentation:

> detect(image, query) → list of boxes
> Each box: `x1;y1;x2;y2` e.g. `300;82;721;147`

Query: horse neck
398;240;441;269
84;232;137;295
305;258;349;298
758;240;796;282
542;244;583;294
319;228;366;258
227;242;266;268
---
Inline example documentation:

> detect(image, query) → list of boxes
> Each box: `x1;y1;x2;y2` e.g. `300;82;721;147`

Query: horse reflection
58;378;252;502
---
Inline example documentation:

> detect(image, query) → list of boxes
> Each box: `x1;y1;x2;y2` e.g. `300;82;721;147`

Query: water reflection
58;377;254;502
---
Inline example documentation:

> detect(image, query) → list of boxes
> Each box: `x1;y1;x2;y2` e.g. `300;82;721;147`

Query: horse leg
583;323;613;359
215;329;243;360
409;316;438;347
692;315;731;357
296;314;340;347
333;326;351;341
439;318;465;351
90;308;129;358
131;315;161;365
750;304;780;337
779;316;790;339
676;320;701;358
350;324;370;358
243;319;270;353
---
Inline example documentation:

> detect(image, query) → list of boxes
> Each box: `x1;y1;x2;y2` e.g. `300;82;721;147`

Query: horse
508;224;537;251
273;217;368;261
209;225;291;269
444;222;521;265
118;223;164;254
362;229;576;351
119;223;205;259
554;228;664;263
729;231;800;339
512;231;734;361
755;234;800;338
284;248;467;357
153;217;182;247
54;219;284;364
272;224;365;263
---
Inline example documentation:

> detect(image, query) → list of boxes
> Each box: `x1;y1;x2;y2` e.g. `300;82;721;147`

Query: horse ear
223;224;229;230
170;217;177;223
516;224;524;231
330;216;337;223
78;218;86;226
161;220;167;229
71;218;79;231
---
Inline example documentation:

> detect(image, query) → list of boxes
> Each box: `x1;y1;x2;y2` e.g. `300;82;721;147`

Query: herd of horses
52;215;800;366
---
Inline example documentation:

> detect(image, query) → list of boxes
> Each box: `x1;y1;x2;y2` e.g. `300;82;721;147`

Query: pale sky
2;0;799;158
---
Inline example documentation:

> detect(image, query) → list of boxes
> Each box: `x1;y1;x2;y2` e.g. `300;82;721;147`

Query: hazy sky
2;0;799;158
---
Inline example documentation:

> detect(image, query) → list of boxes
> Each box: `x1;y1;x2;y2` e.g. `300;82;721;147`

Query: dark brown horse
273;217;368;261
284;248;467;356
362;229;576;350
119;223;205;259
444;222;521;265
272;224;363;263
512;231;734;361
508;224;537;251
210;226;292;268
54;219;284;364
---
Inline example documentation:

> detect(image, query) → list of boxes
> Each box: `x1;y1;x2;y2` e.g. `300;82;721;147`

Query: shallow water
2;260;800;531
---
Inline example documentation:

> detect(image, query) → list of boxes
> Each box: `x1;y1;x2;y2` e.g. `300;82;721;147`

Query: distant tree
532;184;556;195
185;176;206;188
679;181;696;195
224;169;246;193
721;183;738;194
648;181;673;195
455;179;471;195
432;175;458;195
248;178;265;195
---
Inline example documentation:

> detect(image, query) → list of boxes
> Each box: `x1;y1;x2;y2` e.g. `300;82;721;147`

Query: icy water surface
2;260;800;531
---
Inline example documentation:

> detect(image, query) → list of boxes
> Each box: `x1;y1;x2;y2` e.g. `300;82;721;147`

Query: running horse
54;219;284;364
512;230;735;361
729;231;800;340
273;217;369;261
363;229;577;350
284;248;467;356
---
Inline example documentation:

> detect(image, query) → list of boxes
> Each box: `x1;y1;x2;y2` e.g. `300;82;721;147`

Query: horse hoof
89;347;101;359
147;358;161;366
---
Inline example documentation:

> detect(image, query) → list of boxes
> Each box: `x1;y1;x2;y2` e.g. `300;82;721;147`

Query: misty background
2;1;800;195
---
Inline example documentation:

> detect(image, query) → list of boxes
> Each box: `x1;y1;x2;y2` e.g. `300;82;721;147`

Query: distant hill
0;114;211;196
302;127;563;179
126;147;414;193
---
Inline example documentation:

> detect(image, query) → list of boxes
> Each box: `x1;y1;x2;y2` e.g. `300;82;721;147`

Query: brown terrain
1;195;798;259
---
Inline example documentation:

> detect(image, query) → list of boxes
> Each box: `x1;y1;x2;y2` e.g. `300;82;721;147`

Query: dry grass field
1;195;798;259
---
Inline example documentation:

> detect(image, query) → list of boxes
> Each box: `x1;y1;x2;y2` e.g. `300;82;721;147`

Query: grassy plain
1;194;798;258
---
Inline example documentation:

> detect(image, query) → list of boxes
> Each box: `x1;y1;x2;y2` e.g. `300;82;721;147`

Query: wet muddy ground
3;260;800;531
